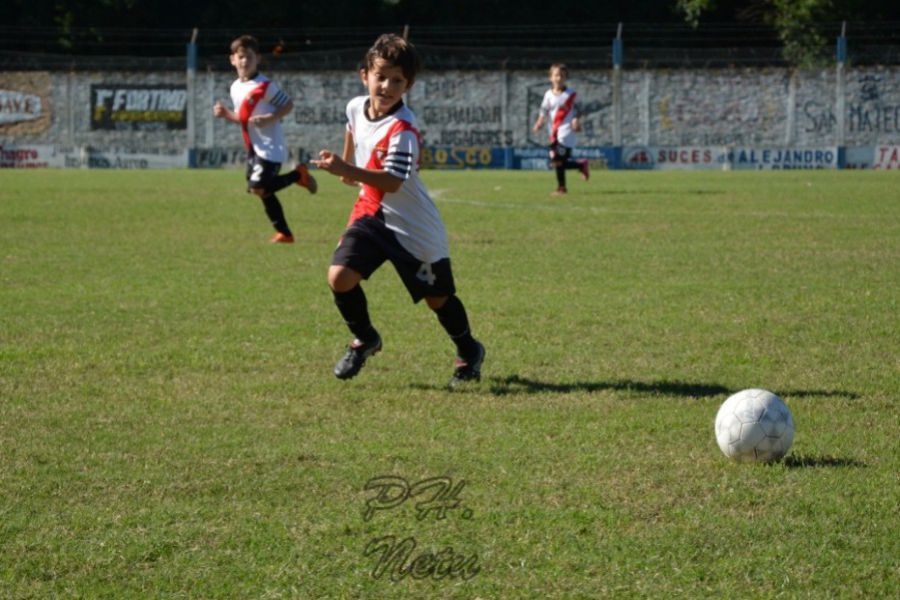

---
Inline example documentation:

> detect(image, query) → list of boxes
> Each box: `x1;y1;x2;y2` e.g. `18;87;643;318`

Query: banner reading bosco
90;84;187;131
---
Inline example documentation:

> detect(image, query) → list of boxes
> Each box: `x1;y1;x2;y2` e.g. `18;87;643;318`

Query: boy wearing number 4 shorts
312;34;485;388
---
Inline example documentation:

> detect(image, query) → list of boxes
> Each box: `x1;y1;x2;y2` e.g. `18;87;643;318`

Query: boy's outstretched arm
532;114;545;132
312;150;403;193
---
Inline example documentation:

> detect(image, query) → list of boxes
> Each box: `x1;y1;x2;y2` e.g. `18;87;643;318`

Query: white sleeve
266;81;291;108
384;130;417;180
345;99;355;134
540;91;551;116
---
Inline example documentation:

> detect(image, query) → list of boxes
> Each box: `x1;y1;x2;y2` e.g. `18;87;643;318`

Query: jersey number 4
416;262;436;286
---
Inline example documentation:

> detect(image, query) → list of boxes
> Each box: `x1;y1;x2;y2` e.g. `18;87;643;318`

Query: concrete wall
2;66;899;165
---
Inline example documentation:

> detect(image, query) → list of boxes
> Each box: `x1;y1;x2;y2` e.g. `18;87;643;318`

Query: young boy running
311;34;485;388
213;34;317;244
532;63;589;197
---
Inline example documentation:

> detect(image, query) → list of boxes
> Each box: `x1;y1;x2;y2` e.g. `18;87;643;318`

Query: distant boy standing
213;34;317;243
532;63;589;197
312;34;485;387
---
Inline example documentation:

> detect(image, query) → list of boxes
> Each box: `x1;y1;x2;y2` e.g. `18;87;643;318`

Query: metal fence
1;22;899;71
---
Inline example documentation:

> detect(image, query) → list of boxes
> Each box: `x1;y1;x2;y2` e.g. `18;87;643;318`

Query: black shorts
332;215;456;303
549;142;572;164
245;153;281;192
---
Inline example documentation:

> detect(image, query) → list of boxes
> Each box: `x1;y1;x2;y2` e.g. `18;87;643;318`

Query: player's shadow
602;189;724;196
487;375;730;397
782;454;867;469
483;375;858;400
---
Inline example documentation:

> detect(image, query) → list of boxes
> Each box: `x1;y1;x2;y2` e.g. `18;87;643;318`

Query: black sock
555;165;566;188
269;170;300;193
261;193;292;235
333;285;377;342
434;295;478;358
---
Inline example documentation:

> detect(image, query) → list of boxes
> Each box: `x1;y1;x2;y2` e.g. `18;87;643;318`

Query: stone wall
2;66;899;161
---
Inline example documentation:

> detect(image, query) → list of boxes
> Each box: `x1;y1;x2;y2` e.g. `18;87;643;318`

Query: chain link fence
1;22;899;71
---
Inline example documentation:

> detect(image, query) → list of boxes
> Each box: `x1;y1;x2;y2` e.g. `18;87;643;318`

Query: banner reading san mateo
90;84;187;131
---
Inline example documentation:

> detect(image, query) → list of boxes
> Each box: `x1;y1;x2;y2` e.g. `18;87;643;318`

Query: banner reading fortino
90;84;186;131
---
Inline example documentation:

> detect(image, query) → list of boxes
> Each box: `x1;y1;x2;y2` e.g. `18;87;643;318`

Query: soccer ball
715;389;795;462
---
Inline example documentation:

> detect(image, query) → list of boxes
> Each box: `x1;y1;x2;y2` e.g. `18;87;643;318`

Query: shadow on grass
486;375;730;397
412;375;858;401
484;375;859;400
412;374;858;400
600;189;725;196
782;454;867;469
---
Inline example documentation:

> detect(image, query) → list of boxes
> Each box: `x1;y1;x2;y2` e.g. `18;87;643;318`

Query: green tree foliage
767;0;834;67
676;0;715;27
674;0;899;66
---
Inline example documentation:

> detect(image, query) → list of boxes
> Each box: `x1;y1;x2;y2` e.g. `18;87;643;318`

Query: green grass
1;169;898;598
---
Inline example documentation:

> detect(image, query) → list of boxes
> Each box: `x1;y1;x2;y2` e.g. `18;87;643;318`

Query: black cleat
448;340;485;389
334;335;382;380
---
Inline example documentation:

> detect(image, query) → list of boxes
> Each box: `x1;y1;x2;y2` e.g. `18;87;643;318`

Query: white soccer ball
715;389;795;462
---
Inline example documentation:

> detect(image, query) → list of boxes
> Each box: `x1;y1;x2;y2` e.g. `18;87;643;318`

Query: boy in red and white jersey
213;35;317;244
532;63;589;196
312;34;484;387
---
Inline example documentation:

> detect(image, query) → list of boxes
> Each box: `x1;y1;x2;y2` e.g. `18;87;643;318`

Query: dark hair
364;34;422;84
230;35;259;55
549;63;569;77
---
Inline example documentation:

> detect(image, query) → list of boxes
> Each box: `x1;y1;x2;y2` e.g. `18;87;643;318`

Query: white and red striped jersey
539;87;580;148
229;74;291;162
345;95;449;264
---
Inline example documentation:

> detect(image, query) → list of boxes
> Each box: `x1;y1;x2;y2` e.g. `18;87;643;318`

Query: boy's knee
425;295;449;311
328;265;362;293
249;186;268;198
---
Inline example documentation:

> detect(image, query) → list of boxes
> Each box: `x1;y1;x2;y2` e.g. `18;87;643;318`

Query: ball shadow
782;454;867;469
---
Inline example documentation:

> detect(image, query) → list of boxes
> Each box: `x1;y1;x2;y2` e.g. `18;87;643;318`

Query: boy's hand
571;118;582;132
311;150;347;177
248;113;276;126
213;101;227;118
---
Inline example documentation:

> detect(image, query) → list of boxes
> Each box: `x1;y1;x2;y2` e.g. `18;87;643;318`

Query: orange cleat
578;159;590;181
296;164;318;194
270;232;295;244
550;187;568;197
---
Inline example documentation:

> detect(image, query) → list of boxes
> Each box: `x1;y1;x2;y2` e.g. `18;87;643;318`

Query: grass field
1;168;898;598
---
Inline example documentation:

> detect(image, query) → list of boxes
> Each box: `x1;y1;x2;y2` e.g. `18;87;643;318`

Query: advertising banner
725;147;838;170
421;146;508;170
513;147;619;171
0;90;42;125
622;146;839;170
622;147;721;170
0;72;52;135
873;145;900;169
90;84;187;131
844;147;875;169
0;145;187;168
0;144;65;168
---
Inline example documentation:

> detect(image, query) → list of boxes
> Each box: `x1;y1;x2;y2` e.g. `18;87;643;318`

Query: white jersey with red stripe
346;95;449;264
540;86;579;148
229;74;291;162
